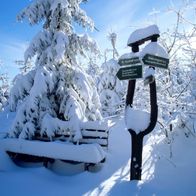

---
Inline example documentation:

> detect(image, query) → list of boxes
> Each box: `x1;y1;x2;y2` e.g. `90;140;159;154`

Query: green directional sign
142;54;169;69
118;57;140;66
116;65;143;80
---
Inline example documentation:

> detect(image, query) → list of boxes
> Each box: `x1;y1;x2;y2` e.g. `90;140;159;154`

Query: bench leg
43;159;48;168
84;163;90;171
43;158;55;168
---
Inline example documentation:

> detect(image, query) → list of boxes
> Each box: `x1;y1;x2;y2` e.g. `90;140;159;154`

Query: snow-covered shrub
9;0;102;141
98;59;126;117
0;72;9;111
86;57;101;86
98;31;125;117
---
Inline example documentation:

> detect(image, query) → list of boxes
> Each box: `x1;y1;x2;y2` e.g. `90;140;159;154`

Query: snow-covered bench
3;139;105;166
35;121;110;149
2;120;110;169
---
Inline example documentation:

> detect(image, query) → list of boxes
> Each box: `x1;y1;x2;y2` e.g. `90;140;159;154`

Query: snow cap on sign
118;52;140;60
141;42;169;59
127;25;160;46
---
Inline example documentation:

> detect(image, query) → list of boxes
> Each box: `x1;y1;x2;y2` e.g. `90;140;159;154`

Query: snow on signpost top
118;52;140;60
127;25;160;46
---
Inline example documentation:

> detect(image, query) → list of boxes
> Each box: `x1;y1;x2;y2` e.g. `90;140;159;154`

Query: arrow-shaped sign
142;54;169;69
116;65;143;80
118;57;140;66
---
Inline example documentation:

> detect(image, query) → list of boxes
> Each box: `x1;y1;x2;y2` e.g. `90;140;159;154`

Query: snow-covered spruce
0;72;9;111
86;57;101;86
98;59;126;117
8;0;102;141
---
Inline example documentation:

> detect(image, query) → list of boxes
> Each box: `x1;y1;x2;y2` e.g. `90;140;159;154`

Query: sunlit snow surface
0;109;196;196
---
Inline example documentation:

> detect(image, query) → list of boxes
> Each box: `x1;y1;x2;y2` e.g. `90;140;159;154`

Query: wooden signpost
116;26;169;181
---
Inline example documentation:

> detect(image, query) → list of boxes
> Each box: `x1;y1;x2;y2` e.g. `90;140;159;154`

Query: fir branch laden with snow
8;0;102;142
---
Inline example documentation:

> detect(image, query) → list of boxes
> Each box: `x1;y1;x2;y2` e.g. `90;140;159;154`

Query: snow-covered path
0;117;131;196
0;111;196;196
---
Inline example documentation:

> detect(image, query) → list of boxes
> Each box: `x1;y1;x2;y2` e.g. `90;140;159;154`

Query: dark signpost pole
128;75;158;180
126;35;159;181
116;27;169;180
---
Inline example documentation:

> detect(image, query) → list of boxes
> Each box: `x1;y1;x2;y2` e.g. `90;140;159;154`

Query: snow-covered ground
0;108;196;196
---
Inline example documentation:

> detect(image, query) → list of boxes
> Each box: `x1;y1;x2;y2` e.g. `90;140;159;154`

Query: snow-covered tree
98;59;126;117
98;33;125;117
143;1;196;153
104;32;119;62
86;56;101;86
9;0;102;141
15;60;33;74
0;61;9;111
0;73;9;111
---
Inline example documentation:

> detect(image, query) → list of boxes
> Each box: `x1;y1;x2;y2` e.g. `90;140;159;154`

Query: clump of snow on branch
9;70;35;111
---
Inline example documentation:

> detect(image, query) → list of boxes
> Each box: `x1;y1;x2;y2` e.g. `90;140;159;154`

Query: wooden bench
3;120;110;170
34;120;109;149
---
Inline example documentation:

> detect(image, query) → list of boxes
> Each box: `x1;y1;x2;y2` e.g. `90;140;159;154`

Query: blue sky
0;0;183;80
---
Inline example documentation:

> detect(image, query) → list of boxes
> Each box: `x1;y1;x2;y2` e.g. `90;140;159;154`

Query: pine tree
9;0;102;141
